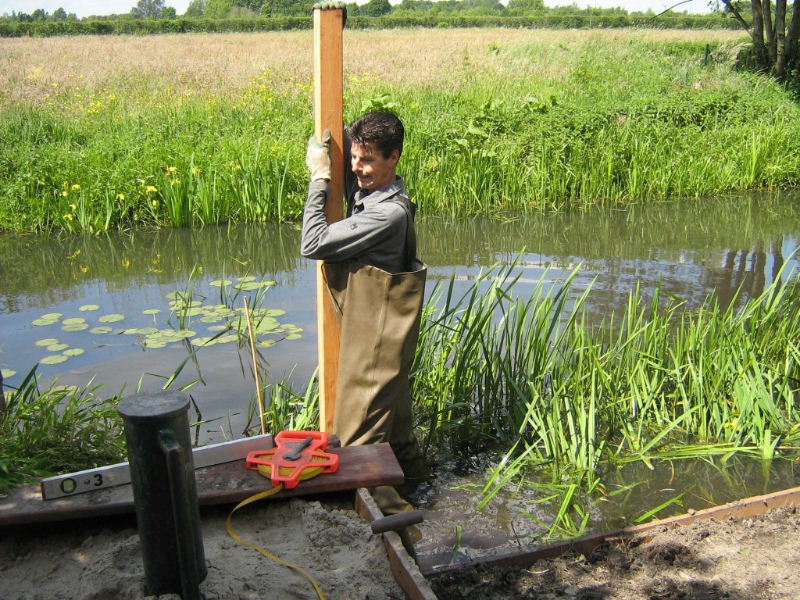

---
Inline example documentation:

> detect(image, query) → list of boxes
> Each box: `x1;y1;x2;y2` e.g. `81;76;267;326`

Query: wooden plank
419;483;800;576
0;443;403;528
356;488;439;600
313;7;346;433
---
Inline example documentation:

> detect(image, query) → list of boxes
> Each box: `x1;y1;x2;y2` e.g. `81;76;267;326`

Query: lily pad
32;317;60;326
63;348;85;356
62;317;87;325
78;305;100;312
210;279;233;287
47;343;69;351
90;326;114;334
62;323;90;332
142;308;161;315
36;338;61;347
99;314;125;323
40;354;69;365
1;368;16;378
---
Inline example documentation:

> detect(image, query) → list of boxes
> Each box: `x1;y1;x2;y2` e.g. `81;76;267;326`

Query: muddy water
1;191;798;446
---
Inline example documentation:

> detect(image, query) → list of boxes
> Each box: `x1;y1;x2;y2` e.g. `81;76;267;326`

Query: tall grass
411;259;800;537
3;29;800;232
0;367;127;492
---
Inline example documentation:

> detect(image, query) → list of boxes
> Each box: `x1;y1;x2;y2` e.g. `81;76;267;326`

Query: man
301;111;411;274
301;112;427;512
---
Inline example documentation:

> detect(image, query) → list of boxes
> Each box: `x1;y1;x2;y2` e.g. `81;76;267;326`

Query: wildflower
71;184;81;191
167;166;178;174
61;190;69;197
63;213;74;221
146;185;158;194
121;258;131;268
69;203;77;211
152;200;159;208
116;193;125;200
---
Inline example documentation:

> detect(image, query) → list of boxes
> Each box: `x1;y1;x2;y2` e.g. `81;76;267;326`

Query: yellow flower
116;193;125;200
152;200;159;208
63;213;73;221
69;203;77;211
71;184;81;191
167;166;178;173
80;265;89;273
61;190;69;197
121;258;131;268
146;185;158;194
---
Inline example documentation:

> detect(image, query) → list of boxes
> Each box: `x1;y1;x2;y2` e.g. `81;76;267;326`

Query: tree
721;0;800;82
131;0;167;18
365;0;391;16
185;0;206;17
204;0;233;18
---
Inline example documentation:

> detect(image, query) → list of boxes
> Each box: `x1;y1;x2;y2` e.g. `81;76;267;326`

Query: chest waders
322;198;426;470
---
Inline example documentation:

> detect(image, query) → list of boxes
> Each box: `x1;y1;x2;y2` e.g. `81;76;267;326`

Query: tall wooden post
313;7;345;433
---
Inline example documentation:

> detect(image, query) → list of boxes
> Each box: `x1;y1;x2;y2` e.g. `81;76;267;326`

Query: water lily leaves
1;368;16;378
62;317;89;332
40;354;69;365
99;314;125;323
23;276;302;372
32;313;62;327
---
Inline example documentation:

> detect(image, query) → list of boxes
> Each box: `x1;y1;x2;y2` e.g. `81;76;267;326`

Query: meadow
3;28;800;537
3;27;798;232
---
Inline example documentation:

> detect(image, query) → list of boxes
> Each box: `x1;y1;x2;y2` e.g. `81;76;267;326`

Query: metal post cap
118;391;190;421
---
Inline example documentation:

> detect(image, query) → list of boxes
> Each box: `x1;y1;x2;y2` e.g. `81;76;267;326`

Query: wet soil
427;506;800;599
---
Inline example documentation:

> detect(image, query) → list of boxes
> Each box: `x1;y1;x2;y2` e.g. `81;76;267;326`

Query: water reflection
1;191;798;443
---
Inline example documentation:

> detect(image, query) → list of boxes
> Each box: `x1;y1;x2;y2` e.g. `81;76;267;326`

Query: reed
412;259;800;537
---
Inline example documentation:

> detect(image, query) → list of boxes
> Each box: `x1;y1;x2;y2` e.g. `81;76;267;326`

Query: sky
0;0;715;18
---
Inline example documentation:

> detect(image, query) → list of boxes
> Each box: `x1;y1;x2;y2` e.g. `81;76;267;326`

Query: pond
1;191;798;449
2;191;800;563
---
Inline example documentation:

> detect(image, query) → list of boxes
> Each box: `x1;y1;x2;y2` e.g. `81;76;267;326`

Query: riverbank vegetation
413;260;800;536
3;28;800;233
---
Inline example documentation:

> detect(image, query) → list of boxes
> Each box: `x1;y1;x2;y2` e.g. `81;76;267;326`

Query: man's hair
347;111;404;159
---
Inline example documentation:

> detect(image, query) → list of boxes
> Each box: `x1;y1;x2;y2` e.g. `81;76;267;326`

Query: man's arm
300;185;403;262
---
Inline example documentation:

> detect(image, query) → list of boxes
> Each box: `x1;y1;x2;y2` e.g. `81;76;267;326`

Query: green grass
0;367;127;492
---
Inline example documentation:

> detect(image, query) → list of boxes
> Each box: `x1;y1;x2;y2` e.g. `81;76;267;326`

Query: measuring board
39;433;274;500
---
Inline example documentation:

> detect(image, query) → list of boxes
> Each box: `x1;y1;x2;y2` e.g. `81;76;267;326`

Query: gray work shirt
300;176;412;274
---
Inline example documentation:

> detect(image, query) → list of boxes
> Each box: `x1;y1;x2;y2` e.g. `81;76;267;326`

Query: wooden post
313;7;345;433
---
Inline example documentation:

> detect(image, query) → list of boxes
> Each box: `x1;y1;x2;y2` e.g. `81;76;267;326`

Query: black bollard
118;391;207;600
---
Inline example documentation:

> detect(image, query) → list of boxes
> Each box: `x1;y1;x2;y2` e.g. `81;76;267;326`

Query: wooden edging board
355;488;439;600
419;483;800;577
0;443;403;528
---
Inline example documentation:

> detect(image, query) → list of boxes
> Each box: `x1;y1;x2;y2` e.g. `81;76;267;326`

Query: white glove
306;130;332;181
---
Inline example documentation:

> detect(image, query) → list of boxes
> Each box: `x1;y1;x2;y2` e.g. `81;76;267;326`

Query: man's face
350;142;399;191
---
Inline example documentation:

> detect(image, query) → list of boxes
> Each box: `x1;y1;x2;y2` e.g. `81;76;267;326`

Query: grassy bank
3;28;799;232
